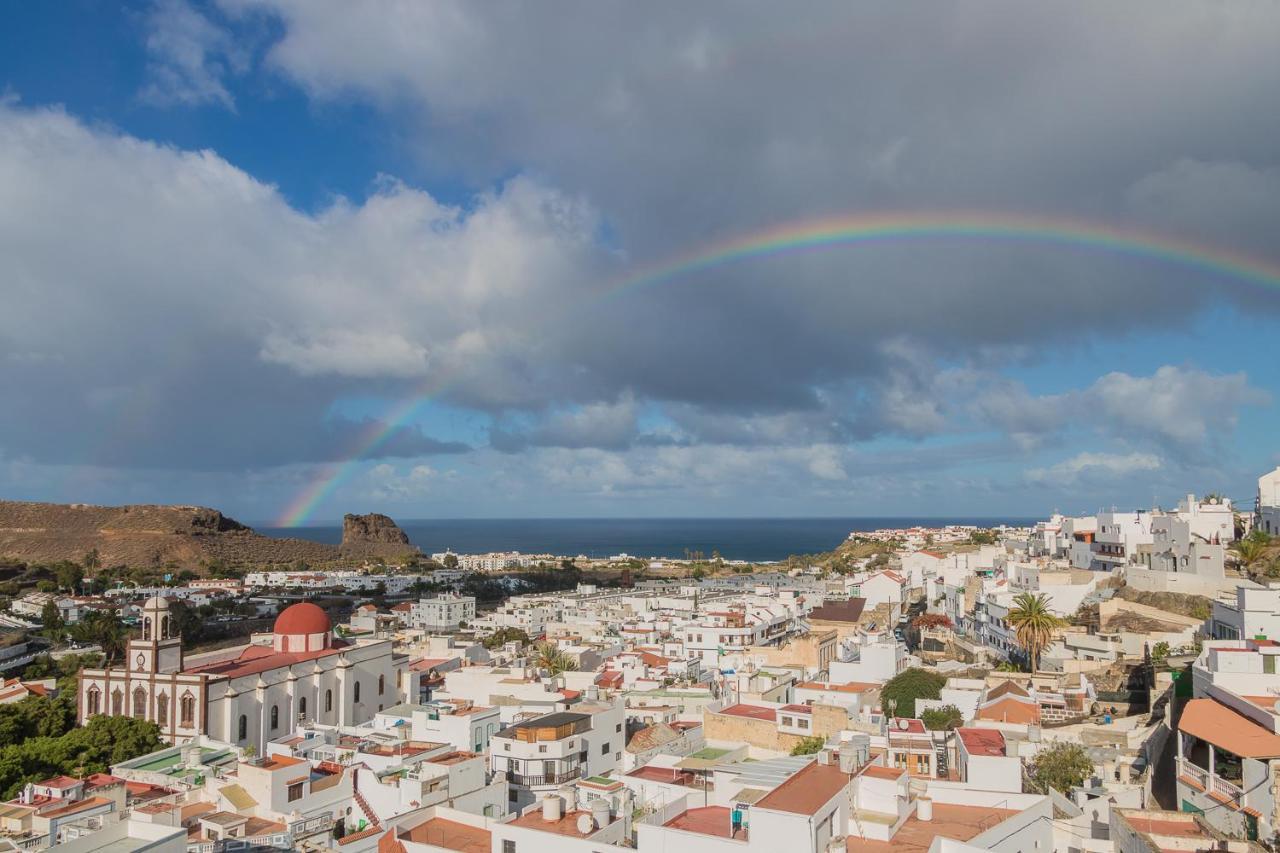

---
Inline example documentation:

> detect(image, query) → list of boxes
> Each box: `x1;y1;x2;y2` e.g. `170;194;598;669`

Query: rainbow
274;210;1280;526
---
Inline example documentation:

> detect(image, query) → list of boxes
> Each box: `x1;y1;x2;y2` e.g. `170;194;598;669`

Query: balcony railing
1177;757;1242;804
508;767;583;787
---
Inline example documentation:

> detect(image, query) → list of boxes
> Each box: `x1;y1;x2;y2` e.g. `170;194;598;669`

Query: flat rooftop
510;809;611;838
663;806;747;840
848;803;1017;853
402;817;492;853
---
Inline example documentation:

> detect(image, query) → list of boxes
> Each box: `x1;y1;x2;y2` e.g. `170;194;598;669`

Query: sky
1;1;1278;525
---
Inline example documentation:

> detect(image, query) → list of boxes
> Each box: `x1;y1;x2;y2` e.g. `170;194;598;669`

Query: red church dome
273;603;332;652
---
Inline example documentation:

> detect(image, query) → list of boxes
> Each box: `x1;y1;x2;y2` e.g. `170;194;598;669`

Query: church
78;598;404;753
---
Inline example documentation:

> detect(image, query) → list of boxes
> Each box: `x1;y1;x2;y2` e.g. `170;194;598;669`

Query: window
378;674;385;695
798;718;809;729
615;723;622;733
1266;656;1276;675
144;617;152;640
133;686;147;718
161;615;169;639
270;705;279;730
503;840;516;853
87;686;101;716
287;782;304;802
781;716;793;727
504;743;511;752
238;715;248;741
538;744;547;753
299;696;307;717
157;693;168;726
601;742;609;755
326;690;333;713
111;689;123;715
281;635;290;653
180;693;196;727
354;682;361;703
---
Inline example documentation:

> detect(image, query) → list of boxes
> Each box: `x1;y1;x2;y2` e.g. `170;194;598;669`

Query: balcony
1176;757;1243;805
508;767;583;787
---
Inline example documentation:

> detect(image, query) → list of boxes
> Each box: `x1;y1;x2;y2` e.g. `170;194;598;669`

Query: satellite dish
577;814;596;834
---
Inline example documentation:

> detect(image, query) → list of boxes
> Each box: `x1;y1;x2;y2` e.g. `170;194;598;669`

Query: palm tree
531;642;576;676
1009;592;1063;673
1233;535;1268;567
71;611;127;665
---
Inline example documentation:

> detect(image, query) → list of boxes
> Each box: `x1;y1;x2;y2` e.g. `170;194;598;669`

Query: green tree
82;549;101;573
920;704;964;731
1029;741;1094;794
483;627;531;650
1234;532;1270;566
70;611;127;664
55;562;84;592
1009;592;1064;672
790;735;826;756
442;554;459;570
1150;641;1170;665
40;601;65;640
881;668;946;719
531;642;576;675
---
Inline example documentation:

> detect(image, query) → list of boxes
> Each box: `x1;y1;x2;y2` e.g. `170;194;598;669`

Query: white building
1260;466;1280;536
489;700;626;809
78;598;404;754
409;594;477;632
1209;587;1280;641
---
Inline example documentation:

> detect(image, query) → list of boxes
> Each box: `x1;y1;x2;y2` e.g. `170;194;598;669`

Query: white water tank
916;798;933;822
542;796;563;822
591;798;611;828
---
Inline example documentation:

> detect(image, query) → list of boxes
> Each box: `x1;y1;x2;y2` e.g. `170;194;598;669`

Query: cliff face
343;513;411;546
0;500;418;570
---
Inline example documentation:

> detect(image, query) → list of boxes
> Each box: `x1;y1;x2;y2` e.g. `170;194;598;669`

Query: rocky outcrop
342;513;411;547
0;500;418;571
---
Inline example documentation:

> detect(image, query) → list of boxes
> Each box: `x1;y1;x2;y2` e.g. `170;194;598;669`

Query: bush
790;735;826;756
1029;741;1094;794
881;668;946;718
920;704;963;731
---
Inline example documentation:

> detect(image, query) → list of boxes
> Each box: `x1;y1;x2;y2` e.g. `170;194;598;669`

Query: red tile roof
717;704;776;722
1180;699;1280;758
956;727;1006;757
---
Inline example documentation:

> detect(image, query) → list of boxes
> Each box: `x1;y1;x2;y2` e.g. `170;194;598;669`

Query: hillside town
0;465;1274;852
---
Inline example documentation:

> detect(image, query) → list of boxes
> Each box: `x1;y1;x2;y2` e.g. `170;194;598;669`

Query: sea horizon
257;515;1040;563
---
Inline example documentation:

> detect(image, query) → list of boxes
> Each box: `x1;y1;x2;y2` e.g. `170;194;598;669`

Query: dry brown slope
0;500;417;570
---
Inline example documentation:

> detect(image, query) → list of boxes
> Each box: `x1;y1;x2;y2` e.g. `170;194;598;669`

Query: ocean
257;516;1037;563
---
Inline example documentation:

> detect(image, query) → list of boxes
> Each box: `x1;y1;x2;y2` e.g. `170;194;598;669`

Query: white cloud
1027;451;1162;486
140;0;246;109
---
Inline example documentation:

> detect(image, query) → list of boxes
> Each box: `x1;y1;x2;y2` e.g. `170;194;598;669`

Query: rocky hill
0;501;418;570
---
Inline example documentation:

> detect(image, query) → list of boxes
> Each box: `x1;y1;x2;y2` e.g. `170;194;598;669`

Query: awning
1180;699;1280;759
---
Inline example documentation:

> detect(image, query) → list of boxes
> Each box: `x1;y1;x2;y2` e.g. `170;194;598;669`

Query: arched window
133;686;147;718
143;617;152;640
238;714;247;741
281;635;290;653
161;615;170;639
111;688;123;716
270;705;279;730
87;686;101;716
353;682;361;703
299;696;307;718
378;674;385;696
325;690;333;713
157;692;168;726
180;692;196;727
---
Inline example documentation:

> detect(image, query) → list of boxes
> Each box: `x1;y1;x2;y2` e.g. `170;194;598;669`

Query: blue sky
1;1;1278;524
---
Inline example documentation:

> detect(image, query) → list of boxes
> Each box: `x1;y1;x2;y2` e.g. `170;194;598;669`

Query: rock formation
0;500;418;571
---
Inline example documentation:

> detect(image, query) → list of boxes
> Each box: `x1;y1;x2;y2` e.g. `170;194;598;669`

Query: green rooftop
690;747;729;760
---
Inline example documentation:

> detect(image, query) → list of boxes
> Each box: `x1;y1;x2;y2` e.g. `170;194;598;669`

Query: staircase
351;770;381;830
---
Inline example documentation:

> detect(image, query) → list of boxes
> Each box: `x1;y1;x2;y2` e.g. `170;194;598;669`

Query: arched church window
326;690;333;713
180;692;196;727
157;692;168;726
353;682;361;703
144;617;152;640
270;705;279;730
133;686;147;718
238;714;247;741
299;696;307;718
111;688;123;716
87;686;101;716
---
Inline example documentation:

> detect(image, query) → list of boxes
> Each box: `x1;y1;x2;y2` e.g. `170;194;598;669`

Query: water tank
542;796;563;822
916;798;933;821
591;797;611;828
846;734;871;768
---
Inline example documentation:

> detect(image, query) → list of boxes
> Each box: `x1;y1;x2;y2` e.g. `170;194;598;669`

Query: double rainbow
275;210;1280;526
